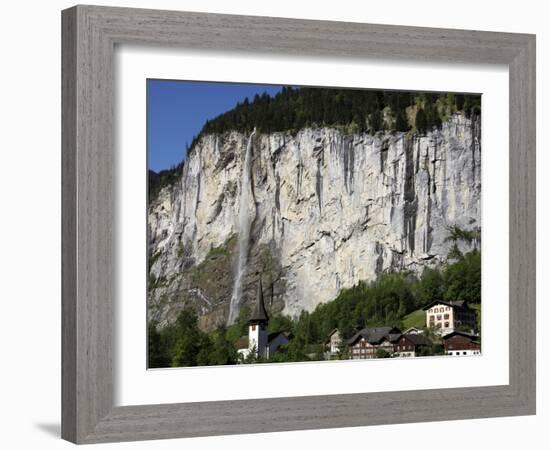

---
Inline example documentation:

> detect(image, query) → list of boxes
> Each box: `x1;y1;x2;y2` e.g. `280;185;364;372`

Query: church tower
248;278;269;358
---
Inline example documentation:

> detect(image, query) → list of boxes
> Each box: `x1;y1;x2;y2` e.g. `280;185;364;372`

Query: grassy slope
402;309;426;329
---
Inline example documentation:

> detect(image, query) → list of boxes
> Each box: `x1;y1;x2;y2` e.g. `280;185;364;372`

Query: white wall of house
426;304;455;334
329;331;341;354
447;349;481;356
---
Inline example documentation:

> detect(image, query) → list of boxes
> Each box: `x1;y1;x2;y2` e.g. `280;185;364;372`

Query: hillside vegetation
149;241;481;367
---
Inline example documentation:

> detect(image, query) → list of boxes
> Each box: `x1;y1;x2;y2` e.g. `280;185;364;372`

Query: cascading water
227;128;256;324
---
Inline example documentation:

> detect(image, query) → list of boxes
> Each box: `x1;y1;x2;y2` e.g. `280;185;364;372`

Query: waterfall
227;129;256;324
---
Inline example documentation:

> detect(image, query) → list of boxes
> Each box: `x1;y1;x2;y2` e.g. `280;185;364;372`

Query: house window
251;325;256;331
463;352;467;355
437;315;442;320
444;322;449;328
429;316;435;321
444;314;449;319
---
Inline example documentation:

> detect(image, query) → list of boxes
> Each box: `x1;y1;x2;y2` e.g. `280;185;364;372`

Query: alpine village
149;242;482;367
235;276;480;363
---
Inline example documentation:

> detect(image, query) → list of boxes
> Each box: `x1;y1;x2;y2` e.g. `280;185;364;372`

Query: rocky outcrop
148;114;481;330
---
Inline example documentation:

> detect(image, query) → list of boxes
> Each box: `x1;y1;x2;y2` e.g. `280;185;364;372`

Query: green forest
148;87;481;199
198;86;481;137
148;235;481;368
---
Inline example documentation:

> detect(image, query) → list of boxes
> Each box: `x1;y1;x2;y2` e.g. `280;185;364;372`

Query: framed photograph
62;5;536;444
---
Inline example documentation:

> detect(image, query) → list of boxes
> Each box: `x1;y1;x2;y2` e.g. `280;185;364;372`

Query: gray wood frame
62;4;536;444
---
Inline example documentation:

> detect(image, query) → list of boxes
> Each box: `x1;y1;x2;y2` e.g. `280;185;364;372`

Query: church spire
249;277;269;324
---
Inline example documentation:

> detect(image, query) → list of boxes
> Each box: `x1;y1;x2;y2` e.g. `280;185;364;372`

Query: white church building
236;280;289;360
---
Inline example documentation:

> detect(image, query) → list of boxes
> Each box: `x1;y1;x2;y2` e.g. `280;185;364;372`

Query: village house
403;327;422;335
422;300;477;335
443;330;481;356
342;326;430;359
325;329;343;357
347;326;401;359
393;333;429;357
236;280;289;360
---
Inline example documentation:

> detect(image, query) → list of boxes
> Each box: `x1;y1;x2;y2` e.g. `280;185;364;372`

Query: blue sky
147;80;283;172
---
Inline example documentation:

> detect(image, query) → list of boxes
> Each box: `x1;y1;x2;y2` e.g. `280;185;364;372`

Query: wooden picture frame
62;5;536;444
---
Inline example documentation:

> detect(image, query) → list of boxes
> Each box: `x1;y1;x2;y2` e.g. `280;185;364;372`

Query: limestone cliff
148;113;481;330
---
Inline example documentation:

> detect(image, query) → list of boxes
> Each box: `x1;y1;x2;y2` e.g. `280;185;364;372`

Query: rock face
148;114;481;330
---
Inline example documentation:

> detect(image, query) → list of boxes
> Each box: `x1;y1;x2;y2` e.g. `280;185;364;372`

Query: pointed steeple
249;278;269;324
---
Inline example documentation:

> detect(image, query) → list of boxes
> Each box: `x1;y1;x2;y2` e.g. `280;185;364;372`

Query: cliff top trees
149;87;481;200
189;87;481;149
199;88;479;137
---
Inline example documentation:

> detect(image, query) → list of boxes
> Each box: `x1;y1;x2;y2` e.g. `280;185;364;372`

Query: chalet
393;333;429;357
265;331;291;358
403;327;422;335
236;279;289;360
347;326;401;359
325;329;342;356
443;331;481;356
422;300;477;335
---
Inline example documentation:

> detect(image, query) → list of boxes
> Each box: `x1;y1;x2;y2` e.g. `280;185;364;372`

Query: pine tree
395;110;409;132
415;108;427;133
